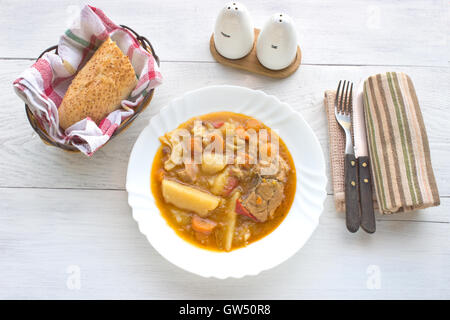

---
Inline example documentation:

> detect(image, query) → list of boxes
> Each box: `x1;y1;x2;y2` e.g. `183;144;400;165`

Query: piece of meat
238;179;284;222
223;176;239;197
256;155;289;183
229;165;246;179
176;163;199;182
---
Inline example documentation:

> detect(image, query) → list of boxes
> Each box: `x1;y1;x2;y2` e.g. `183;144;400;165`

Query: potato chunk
211;169;229;195
162;179;220;217
201;153;226;174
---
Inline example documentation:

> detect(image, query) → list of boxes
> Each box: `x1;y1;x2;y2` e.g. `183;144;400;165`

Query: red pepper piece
212;121;224;128
235;199;258;221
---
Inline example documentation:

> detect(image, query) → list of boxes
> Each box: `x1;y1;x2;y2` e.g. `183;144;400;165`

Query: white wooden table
0;0;449;299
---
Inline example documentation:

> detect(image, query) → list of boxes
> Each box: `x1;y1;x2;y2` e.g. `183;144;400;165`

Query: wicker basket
25;25;160;152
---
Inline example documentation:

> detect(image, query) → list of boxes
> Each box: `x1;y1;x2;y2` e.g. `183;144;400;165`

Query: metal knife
353;81;376;233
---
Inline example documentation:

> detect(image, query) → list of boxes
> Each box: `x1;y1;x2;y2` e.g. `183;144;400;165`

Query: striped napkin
13;5;162;155
363;72;440;214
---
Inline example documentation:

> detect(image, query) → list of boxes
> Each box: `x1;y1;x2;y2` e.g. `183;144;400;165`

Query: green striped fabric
65;30;91;48
64;29;101;51
363;72;440;214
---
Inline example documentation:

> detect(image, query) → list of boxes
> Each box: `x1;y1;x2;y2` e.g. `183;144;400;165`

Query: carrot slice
190;137;195;151
192;215;217;234
237;152;253;169
245;118;262;131
190;137;202;156
235;126;249;140
256;195;263;205
211;134;225;151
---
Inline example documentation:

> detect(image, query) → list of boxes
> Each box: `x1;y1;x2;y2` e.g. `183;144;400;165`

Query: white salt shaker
256;13;298;70
213;2;254;60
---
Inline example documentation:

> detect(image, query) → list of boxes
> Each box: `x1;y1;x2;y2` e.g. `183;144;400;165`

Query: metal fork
335;80;360;233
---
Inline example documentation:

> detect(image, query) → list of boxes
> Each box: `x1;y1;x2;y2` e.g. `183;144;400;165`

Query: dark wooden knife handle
358;156;376;233
345;153;360;233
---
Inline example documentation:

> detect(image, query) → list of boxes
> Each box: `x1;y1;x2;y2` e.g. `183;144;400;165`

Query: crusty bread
58;37;137;130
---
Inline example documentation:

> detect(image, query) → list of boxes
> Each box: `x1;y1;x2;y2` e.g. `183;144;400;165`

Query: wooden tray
210;28;301;79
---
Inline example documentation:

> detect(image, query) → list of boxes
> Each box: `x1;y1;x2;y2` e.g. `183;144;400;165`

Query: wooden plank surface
0;0;449;299
0;188;448;299
0;0;448;66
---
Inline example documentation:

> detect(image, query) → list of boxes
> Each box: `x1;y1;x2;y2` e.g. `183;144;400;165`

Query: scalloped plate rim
126;85;327;279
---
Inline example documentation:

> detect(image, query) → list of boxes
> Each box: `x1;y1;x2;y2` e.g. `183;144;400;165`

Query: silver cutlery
335;80;360;233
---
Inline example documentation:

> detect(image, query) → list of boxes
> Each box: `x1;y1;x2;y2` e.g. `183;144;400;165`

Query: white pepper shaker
256;13;298;70
213;2;254;60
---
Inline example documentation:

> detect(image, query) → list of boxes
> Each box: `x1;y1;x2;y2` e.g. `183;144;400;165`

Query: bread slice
58;37;137;130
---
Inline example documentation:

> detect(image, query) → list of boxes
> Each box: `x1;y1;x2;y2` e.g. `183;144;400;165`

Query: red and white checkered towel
13;5;162;155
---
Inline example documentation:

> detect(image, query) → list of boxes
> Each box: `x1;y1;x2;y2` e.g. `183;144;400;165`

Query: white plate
126;85;327;279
